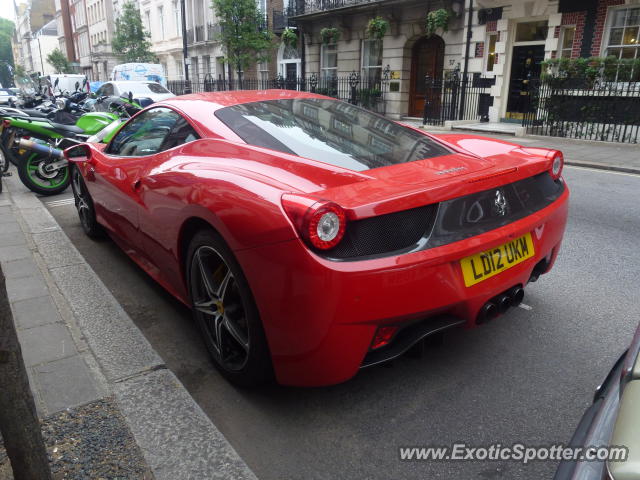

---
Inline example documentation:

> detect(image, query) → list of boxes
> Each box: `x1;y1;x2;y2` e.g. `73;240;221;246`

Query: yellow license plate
460;233;535;287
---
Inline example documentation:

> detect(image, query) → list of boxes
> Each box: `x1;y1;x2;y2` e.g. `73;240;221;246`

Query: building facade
13;0;57;75
290;0;640;121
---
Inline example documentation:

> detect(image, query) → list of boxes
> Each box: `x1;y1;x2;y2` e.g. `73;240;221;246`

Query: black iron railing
272;7;297;31
522;77;640;143
289;0;378;15
195;24;205;42
167;72;389;114
423;72;495;126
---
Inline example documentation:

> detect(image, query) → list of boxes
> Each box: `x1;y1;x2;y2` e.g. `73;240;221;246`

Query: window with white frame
559;26;575;58
606;7;640;59
321;43;337;79
258;62;269;83
173;1;180;36
158;6;165;40
485;33;498;71
361;39;382;85
145;10;151;36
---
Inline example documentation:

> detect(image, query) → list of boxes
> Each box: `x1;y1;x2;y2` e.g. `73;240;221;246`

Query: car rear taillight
281;194;347;250
548;151;564;180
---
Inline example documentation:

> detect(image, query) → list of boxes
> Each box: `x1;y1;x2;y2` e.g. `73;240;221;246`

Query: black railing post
309;73;318;93
423;74;431;125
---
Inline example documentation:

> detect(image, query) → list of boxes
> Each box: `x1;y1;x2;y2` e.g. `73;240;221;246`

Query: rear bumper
236;188;569;386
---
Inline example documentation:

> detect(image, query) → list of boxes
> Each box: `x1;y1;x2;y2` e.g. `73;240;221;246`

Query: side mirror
128;91;133;103
64;144;93;163
54;78;59;88
75;81;80;91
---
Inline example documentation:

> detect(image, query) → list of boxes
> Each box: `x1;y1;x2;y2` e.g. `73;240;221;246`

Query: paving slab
0;244;30;262
0;220;22;233
2;257;40;279
0;230;26;247
50;263;164;381
114;369;257;480
5;273;49;302
17;322;77;367
11;295;64;329
34;355;106;414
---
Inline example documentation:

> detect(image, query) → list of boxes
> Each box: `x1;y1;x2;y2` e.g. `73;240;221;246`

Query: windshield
120;83;171;94
14;74;36;95
215;98;450;171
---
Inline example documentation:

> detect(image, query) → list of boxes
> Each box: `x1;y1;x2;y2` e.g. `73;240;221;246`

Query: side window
107;107;180;157
160;117;200;151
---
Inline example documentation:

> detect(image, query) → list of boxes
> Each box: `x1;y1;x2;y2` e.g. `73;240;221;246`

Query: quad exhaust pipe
476;285;525;325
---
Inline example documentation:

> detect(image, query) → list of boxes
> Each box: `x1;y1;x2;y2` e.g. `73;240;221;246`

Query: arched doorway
409;36;445;117
277;43;301;89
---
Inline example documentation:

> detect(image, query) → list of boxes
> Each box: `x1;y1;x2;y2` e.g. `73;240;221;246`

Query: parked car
0;88;17;105
94;81;174;103
554;322;640;480
64;90;569;387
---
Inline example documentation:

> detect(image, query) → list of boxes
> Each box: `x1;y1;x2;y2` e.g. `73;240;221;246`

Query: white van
48;74;88;93
111;63;168;87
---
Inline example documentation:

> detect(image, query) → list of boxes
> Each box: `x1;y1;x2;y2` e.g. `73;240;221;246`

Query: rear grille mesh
319;173;565;261
326;205;438;259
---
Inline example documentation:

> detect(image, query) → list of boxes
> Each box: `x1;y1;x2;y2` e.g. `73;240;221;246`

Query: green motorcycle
2;96;142;195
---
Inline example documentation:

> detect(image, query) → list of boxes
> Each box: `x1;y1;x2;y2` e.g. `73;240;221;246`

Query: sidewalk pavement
402;120;640;175
0;172;256;480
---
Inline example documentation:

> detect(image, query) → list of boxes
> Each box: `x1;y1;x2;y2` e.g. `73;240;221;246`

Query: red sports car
65;90;569;387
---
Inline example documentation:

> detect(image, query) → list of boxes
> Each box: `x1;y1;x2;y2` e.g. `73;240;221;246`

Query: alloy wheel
72;167;91;230
190;246;250;371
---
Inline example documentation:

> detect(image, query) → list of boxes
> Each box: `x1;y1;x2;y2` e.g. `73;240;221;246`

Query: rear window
215;98;450;171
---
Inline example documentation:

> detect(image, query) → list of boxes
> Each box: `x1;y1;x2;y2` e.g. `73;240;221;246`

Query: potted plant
320;27;341;44
425;9;451;37
366;16;388;39
282;27;298;48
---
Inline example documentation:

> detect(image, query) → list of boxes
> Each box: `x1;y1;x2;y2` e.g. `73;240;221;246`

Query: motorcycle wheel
17;153;70;195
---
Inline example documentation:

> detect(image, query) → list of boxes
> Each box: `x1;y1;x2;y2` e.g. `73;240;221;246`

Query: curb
564;160;640;175
1;173;257;480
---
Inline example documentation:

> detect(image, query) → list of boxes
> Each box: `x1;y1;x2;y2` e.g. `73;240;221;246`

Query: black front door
506;45;545;119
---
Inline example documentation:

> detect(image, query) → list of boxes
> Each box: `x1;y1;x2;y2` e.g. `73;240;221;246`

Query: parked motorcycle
1;95;144;195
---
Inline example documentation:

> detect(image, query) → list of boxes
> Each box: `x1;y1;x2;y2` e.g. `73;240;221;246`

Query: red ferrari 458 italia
65;90;569;387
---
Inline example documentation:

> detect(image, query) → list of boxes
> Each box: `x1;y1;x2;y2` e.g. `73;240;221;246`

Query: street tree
0;18;15;87
46;48;71;74
211;0;273;82
112;1;157;63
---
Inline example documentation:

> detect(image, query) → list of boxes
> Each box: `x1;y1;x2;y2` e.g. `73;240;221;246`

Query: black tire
17;153;70;196
70;165;103;238
186;229;273;386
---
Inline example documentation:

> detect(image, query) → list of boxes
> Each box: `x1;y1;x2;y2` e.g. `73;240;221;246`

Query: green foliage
425;9;451;37
281;27;298;48
366;16;388;39
320;27;340;44
46;48;71;74
112;1;157;62
0;18;15;87
211;0;274;77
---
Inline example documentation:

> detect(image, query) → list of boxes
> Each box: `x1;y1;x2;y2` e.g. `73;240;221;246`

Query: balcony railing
207;22;221;40
195;24;205;42
288;0;380;16
272;8;297;32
